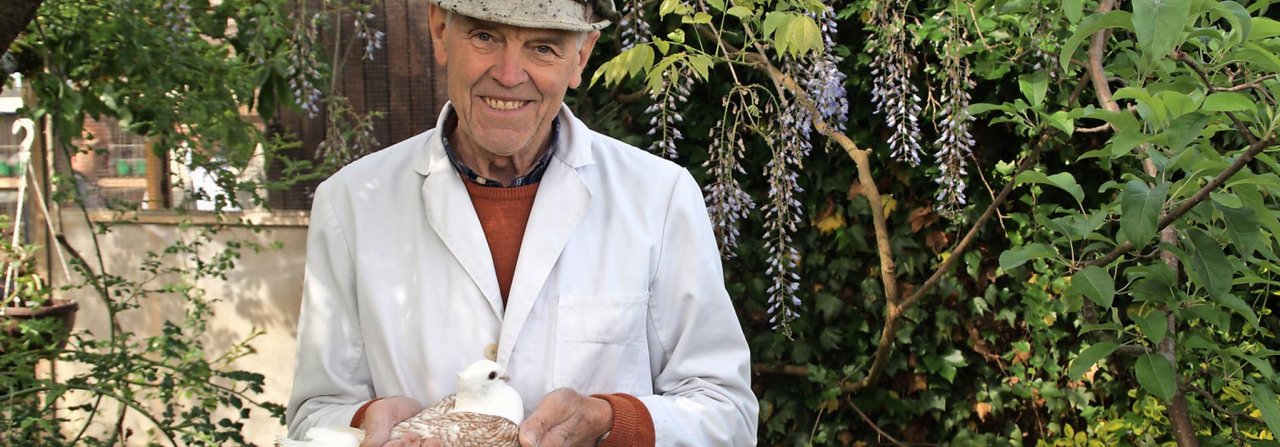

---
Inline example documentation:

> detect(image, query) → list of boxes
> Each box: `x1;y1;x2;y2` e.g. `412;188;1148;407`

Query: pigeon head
457;360;508;392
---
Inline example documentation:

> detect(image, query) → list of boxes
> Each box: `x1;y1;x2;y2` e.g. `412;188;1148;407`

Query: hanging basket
0;300;78;356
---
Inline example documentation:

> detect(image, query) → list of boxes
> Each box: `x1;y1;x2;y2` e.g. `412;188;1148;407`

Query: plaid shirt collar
441;111;559;188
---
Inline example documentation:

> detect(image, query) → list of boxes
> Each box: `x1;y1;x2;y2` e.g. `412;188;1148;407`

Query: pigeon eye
488;371;498;380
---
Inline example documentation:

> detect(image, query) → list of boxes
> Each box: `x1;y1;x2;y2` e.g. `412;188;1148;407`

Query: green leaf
1154;90;1198;119
1071;266;1116;308
1110;130;1149;156
1134;310;1168;344
1160;113;1210;152
667;29;686;44
682;12;714;24
1211;1;1251;44
1082;108;1141;133
1252;17;1280;40
1230;44;1280;74
1217;203;1262;256
1217;293;1261;329
1202;92;1255;112
654;39;671;54
590;44;655;88
763;11;788;37
1016;171;1085;203
1249;383;1280;438
1069;341;1119;380
999;243;1056;270
705;0;724;11
1132;0;1193;60
1045;110;1075;135
1019;71;1050;107
658;0;690;16
1131;263;1177;303
1060;11;1134;70
1187;229;1234;300
726;5;753;17
773;13;822;57
1114;87;1169;125
1135;354;1178;402
686;53;713;80
1120;180;1169;247
1183;304;1230;330
969;102;1010;115
1065;0;1084;23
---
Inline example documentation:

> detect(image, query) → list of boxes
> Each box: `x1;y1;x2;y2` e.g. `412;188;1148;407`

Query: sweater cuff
592;393;656;447
350;397;383;428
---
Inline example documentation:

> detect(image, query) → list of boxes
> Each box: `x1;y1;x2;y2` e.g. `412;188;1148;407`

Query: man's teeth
484;98;526;110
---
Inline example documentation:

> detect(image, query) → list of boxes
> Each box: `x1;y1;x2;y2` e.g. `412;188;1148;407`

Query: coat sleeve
286;180;375;437
639;169;759;446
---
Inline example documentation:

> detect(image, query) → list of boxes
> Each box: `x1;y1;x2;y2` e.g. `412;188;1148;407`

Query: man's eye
474;32;493;42
535;45;555;55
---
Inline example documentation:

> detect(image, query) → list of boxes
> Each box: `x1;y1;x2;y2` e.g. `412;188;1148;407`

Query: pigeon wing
395;411;519;447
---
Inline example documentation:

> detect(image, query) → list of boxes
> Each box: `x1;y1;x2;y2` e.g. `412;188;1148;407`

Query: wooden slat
98;177;148;189
364;0;394;148
143;139;168;209
408;1;440;134
384;0;414;145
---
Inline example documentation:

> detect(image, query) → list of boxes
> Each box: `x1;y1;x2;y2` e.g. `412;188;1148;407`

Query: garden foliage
588;0;1280;444
0;0;376;443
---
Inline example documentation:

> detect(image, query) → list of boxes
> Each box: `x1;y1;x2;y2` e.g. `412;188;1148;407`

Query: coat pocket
553;293;651;394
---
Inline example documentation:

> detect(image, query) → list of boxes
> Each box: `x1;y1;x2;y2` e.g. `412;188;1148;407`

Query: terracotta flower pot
0;300;79;356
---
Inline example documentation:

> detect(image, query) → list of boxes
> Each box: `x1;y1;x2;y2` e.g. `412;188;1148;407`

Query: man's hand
519;388;614;447
358;396;424;447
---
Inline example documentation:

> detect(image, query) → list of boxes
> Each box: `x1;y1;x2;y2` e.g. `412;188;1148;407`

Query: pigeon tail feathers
275;426;364;447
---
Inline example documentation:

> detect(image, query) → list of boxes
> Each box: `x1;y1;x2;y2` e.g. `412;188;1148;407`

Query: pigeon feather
277;360;523;447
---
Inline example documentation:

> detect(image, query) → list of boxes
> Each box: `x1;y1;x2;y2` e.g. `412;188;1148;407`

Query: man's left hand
519;388;613;447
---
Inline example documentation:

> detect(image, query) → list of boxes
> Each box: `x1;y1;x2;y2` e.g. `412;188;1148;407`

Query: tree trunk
0;0;43;93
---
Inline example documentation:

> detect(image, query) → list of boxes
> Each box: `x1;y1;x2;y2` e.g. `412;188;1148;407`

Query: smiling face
428;5;600;162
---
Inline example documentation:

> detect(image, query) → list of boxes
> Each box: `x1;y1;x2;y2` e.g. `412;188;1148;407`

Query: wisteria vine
931;10;976;216
704;87;764;260
869;0;924;166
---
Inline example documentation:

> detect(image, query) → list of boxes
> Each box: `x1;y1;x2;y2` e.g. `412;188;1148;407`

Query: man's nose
489;48;530;87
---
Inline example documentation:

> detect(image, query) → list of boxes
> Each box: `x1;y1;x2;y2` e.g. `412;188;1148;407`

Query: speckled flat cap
431;0;616;32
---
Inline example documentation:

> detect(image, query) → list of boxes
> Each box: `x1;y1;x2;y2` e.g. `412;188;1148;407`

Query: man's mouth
482;97;529;111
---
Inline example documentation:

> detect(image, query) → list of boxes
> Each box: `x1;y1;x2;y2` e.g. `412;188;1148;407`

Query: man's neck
446;119;554;185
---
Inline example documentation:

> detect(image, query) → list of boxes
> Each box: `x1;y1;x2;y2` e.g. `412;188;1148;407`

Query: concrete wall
50;209;308;445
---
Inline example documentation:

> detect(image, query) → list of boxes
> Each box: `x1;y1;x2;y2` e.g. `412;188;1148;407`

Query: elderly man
285;0;758;445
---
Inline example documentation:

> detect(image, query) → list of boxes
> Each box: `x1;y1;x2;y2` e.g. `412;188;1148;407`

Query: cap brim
433;0;611;32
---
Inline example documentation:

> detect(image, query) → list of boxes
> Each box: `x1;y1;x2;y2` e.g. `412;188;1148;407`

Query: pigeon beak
500;375;511;382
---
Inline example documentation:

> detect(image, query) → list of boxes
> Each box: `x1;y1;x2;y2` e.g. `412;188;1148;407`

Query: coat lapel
418;111;505;320
497;106;594;365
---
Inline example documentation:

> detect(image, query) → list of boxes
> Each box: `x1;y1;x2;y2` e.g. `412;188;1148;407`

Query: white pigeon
278;360;524;447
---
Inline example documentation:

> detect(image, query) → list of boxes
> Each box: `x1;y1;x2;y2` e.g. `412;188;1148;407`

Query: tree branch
1174;51;1260;146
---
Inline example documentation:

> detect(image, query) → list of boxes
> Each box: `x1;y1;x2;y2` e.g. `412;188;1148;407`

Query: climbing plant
588;0;1280;444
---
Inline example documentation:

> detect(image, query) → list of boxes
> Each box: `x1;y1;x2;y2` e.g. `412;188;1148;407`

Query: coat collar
412;102;594;177
416;102;595;365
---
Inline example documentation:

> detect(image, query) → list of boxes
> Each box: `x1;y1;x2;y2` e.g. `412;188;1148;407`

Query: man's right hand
357;396;424;447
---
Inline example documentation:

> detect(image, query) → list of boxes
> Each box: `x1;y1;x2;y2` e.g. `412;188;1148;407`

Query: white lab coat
286;104;758;445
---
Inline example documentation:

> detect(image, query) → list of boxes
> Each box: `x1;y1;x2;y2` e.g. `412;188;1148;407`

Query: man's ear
568;30;602;89
428;4;449;66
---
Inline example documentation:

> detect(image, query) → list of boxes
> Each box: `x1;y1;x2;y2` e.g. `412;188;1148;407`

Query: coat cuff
592;393;656;447
349;397;383;428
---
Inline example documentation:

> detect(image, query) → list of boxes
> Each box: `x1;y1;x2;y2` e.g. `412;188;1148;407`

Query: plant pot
0;300;78;356
114;159;131;177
